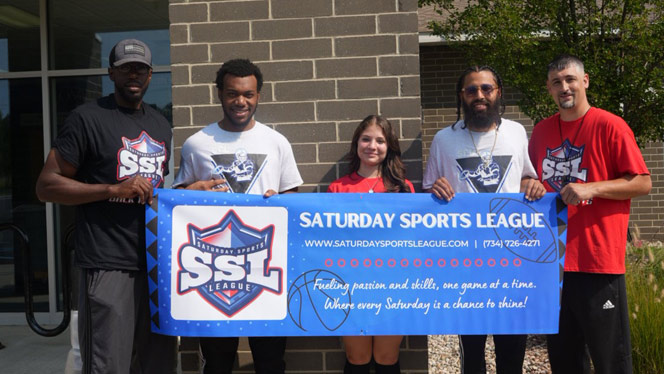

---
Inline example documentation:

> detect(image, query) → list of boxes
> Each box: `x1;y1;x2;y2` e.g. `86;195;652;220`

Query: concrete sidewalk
0;325;69;373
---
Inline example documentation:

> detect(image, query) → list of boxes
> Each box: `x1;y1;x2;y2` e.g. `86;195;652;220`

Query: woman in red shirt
328;115;414;374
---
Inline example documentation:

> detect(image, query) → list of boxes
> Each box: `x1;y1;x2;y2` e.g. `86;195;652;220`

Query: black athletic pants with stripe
547;272;632;374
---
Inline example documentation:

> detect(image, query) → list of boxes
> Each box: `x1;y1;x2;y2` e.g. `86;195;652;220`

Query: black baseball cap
109;39;152;68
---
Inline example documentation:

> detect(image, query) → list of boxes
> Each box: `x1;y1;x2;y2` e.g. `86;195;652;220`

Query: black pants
200;336;286;374
547;272;632;374
459;334;527;374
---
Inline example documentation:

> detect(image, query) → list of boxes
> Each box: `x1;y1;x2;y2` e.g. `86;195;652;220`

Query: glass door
0;0;46;317
0;0;170;326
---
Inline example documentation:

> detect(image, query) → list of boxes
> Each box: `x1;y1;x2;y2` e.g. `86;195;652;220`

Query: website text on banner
145;191;566;337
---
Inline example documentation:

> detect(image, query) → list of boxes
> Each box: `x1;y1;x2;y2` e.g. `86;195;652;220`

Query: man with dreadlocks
423;66;545;373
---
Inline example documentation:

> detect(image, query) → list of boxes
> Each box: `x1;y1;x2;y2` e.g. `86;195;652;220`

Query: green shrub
626;242;664;374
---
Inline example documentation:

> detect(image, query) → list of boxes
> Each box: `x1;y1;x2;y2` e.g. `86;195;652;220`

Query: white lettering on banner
299;212;544;229
179;246;213;291
385;297;431;315
299;212;395;228
314;278;350;296
476;213;545;228
399;213;472;229
178;245;280;293
314;276;535;317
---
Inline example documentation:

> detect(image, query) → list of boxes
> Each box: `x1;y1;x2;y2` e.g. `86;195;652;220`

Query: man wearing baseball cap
36;38;176;373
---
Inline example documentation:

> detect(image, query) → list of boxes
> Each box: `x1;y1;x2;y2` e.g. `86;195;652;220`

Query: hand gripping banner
145;190;566;337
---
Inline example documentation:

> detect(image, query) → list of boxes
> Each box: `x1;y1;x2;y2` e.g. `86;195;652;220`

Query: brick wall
170;0;423;192
420;44;664;242
169;0;425;372
632;142;664;241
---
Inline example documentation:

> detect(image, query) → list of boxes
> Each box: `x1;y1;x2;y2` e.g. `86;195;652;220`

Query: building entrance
0;0;170;325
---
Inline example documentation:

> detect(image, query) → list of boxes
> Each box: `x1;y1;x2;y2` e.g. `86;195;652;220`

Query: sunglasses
115;63;150;74
462;84;496;96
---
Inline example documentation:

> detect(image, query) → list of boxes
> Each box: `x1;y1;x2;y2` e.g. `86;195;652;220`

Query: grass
626;241;664;374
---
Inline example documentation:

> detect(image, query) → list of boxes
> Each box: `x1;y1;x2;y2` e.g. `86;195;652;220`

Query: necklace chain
468;127;499;168
367;176;380;193
357;172;381;193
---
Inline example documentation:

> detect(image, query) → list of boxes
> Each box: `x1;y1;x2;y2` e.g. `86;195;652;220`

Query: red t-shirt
528;107;649;274
327;172;415;193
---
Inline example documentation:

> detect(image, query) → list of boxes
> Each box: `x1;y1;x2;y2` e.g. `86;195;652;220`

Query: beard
463;98;501;130
221;103;257;129
115;83;148;106
559;95;575;109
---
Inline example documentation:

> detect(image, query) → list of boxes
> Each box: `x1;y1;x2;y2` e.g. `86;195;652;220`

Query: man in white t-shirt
422;66;545;374
174;59;302;374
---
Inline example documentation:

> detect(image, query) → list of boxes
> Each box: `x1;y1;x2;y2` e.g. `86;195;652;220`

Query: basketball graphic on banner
288;270;351;331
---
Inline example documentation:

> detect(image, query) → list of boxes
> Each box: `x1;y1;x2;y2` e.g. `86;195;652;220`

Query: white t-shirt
423;118;537;193
173;121;303;195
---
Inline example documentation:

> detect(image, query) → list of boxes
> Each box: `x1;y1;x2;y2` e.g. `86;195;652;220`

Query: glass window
0;1;41;72
0;78;46;312
0;0;171;317
49;0;170;70
51;72;172;138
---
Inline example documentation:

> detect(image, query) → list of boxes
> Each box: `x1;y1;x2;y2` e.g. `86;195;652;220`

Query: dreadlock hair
347;115;410;193
215;58;263;92
452;65;506;129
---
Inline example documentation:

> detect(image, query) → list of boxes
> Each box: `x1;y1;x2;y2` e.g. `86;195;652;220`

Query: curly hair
215;59;263;92
347;115;410;193
453;65;505;129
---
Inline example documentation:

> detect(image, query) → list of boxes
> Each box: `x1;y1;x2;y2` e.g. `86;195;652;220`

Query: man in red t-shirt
529;54;651;374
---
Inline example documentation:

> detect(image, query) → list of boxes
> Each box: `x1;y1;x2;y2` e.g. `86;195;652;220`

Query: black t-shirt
54;95;171;270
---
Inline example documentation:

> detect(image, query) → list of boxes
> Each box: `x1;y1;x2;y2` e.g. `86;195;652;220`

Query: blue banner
146;190;566;337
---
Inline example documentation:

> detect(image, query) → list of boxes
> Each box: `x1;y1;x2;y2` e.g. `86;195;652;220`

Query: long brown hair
347;115;410;192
